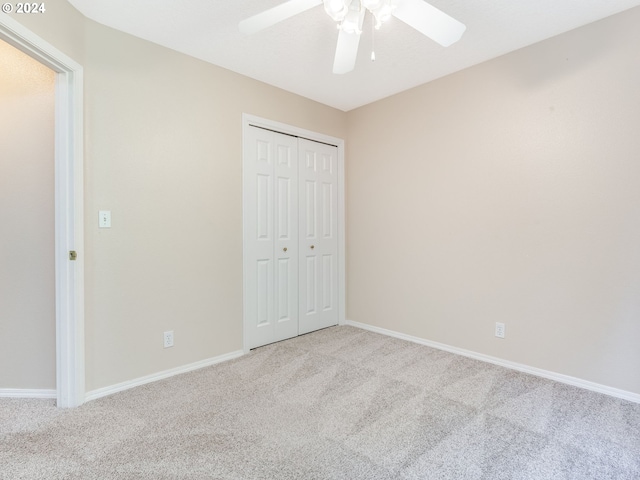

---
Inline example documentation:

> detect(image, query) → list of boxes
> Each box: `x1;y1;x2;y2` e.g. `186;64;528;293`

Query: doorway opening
0;15;84;407
0;38;56;395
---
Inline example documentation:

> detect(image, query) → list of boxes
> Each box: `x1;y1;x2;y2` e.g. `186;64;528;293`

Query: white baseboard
85;350;244;402
0;388;56;399
344;319;640;404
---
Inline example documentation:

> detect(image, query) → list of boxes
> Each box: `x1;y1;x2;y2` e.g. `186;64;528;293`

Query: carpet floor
1;325;639;479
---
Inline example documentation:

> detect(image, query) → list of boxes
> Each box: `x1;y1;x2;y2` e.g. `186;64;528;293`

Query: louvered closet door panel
298;138;339;335
244;126;298;349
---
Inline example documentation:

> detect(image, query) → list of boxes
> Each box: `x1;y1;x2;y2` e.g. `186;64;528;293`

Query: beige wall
82;22;346;390
10;2;346;391
0;40;56;389
347;7;640;395
9;1;639;397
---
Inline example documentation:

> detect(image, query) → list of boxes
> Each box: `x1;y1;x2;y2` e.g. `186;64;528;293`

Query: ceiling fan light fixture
340;0;365;34
371;0;395;28
340;13;362;34
361;0;383;9
323;0;351;22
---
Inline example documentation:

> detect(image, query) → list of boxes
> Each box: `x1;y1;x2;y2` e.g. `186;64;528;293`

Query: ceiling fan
239;0;466;74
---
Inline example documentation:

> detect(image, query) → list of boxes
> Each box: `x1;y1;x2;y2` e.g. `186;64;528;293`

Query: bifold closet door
298;139;339;335
244;126;299;349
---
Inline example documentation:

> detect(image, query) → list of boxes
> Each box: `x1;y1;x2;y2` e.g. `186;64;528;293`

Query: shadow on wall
495;15;622;90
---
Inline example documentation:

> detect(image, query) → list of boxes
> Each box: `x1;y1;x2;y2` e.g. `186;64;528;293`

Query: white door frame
242;114;345;353
0;14;85;407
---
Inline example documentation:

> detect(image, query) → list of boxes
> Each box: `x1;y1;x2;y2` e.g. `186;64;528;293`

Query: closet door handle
310;245;315;250
283;247;287;252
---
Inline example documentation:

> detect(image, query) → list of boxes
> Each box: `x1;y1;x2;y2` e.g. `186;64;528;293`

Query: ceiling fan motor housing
325;0;396;32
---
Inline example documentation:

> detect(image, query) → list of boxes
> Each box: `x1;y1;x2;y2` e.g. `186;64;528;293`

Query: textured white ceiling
67;0;640;111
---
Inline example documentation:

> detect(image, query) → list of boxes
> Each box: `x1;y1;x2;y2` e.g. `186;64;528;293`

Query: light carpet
1;325;639;479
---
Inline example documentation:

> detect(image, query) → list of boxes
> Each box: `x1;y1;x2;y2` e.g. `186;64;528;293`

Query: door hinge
69;250;77;261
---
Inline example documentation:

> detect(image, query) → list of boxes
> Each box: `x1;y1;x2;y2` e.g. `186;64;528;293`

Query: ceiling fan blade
239;0;323;35
332;5;366;75
392;0;466;47
333;29;361;74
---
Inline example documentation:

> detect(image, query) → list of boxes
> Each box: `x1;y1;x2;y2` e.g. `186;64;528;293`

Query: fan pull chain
371;13;376;62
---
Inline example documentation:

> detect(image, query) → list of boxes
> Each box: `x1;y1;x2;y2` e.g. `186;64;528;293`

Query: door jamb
0;14;85;407
241;114;345;354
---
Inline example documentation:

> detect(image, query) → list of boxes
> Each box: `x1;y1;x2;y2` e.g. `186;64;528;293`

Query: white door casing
242;115;345;352
298;139;339;335
0;14;85;407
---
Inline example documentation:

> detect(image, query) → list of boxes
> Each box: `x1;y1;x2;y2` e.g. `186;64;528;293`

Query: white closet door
298;139;339;334
244;126;299;349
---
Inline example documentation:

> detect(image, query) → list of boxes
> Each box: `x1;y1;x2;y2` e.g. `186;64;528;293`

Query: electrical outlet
163;330;174;348
495;322;505;339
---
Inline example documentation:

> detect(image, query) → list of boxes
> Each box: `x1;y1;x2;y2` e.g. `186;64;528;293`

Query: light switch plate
99;210;111;228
